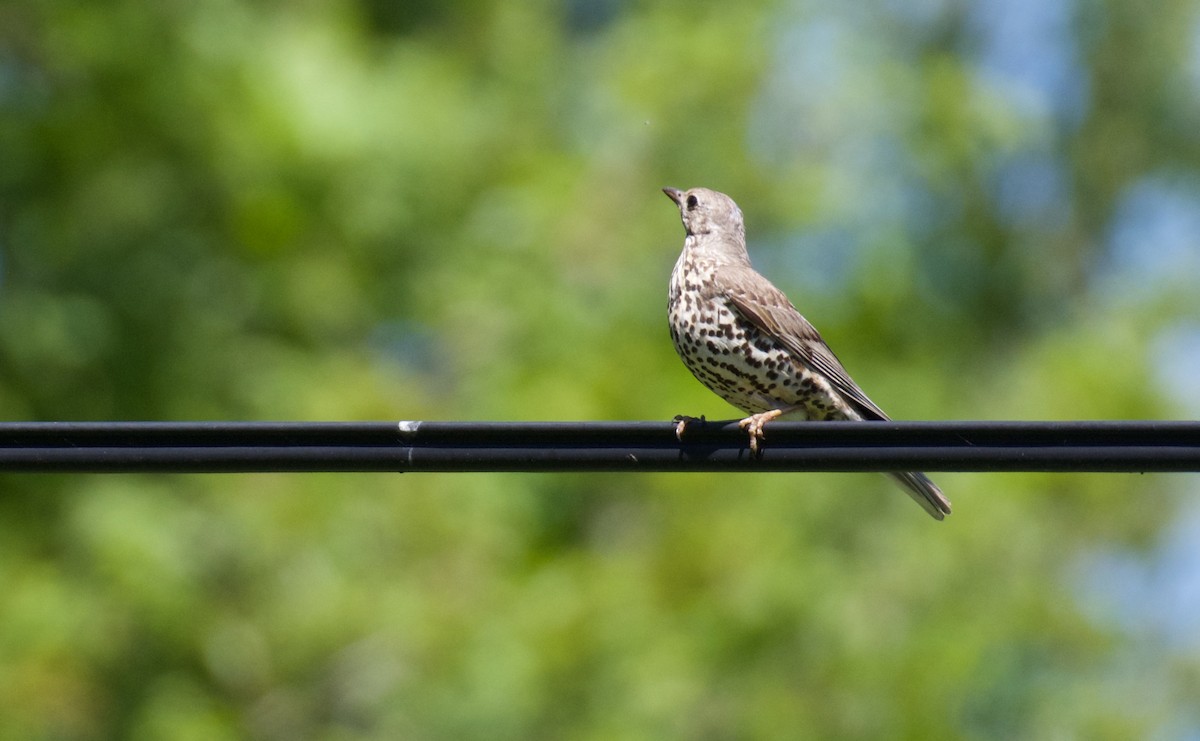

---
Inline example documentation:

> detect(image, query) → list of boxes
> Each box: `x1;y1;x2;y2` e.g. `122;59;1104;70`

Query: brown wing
721;265;891;421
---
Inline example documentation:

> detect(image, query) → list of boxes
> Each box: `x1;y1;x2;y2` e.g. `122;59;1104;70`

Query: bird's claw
738;410;784;457
673;414;706;441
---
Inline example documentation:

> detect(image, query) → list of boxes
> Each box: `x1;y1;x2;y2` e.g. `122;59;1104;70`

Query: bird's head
662;187;746;244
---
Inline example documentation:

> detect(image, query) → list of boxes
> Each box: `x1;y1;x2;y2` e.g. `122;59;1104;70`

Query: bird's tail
887;472;952;521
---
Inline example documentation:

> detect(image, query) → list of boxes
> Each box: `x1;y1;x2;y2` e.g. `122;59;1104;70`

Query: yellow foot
672;414;706;441
738;409;784;456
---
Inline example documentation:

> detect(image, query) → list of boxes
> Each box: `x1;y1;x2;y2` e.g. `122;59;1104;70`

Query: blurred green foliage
3;0;1200;737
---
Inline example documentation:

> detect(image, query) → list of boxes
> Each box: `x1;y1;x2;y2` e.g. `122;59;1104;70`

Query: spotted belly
668;299;850;421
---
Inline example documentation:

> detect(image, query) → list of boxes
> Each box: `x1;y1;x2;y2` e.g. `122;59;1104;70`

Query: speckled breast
668;259;813;417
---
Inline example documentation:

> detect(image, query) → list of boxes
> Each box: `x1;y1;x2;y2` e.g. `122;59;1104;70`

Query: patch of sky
1189;12;1200;97
1101;173;1200;290
1074;493;1200;651
746;16;861;163
965;0;1090;129
987;151;1074;231
1150;323;1200;419
752;227;859;301
748;0;1087;297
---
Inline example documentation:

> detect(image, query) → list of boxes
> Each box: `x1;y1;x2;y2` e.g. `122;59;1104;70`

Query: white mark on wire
398;420;421;439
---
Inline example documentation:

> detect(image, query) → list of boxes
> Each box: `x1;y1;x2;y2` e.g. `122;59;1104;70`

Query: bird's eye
686;194;698;210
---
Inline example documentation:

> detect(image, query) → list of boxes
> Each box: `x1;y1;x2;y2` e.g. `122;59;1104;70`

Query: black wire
0;420;1197;473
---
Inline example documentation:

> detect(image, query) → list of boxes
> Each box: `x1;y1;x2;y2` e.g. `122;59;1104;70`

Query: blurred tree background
3;0;1200;737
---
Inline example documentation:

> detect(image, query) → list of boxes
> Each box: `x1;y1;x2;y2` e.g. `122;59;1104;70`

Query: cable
0;420;1196;473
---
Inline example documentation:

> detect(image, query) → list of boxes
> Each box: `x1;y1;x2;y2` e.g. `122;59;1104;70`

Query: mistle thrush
664;186;952;521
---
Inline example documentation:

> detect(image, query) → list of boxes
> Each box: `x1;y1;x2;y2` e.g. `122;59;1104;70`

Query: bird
663;186;952;520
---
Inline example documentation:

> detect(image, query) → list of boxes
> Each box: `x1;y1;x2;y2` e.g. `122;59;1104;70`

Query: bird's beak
662;187;684;206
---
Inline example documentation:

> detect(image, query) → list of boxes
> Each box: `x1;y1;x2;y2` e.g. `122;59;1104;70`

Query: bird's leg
738;407;802;456
673;414;706;441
